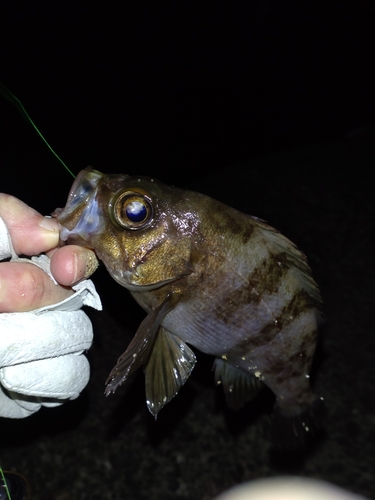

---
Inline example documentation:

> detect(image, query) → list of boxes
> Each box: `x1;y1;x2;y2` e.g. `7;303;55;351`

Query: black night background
1;3;375;499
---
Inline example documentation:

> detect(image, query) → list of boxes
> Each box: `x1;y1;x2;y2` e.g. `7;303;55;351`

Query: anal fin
213;358;264;410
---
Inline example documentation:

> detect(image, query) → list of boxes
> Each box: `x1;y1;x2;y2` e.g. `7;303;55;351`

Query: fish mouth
56;181;104;246
56;222;93;249
54;168;104;236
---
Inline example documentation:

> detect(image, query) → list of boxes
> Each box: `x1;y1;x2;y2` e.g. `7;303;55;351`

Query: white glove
0;216;102;418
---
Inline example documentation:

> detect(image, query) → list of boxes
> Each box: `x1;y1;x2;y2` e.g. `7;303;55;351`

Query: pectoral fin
105;294;175;395
144;327;196;417
213;359;264;410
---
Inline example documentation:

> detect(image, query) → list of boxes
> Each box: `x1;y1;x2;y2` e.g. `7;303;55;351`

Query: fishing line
0;81;75;178
0;466;12;500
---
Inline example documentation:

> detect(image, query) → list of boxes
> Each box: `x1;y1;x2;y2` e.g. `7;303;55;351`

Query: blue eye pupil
113;191;153;229
126;201;147;222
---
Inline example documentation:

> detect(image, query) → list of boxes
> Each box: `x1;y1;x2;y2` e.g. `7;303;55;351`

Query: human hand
0;193;99;311
0;194;102;418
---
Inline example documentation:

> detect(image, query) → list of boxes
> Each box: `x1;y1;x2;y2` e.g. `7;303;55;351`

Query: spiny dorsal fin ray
213;358;264;410
105;294;176;395
144;327;196;417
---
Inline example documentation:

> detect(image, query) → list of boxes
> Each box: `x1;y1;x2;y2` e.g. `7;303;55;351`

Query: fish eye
112;190;153;230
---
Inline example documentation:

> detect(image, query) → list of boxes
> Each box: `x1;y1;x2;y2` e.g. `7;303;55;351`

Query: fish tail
270;395;326;451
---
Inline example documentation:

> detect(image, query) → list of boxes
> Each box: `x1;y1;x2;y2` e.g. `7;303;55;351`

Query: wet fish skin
55;168;324;447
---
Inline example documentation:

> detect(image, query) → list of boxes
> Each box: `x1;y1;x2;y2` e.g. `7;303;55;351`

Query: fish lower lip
59;225;72;242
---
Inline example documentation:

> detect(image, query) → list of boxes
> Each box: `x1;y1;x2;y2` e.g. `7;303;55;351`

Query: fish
54;168;325;448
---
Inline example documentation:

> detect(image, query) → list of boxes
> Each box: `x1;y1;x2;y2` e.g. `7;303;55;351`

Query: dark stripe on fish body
287;337;318;376
212;286;265;326
206;251;290;326
209;204;256;244
232;288;320;354
207;246;318;341
280;288;322;321
246;251;292;301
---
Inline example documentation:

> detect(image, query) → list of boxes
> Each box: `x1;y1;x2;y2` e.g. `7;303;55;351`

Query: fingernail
39;216;59;232
39;216;60;248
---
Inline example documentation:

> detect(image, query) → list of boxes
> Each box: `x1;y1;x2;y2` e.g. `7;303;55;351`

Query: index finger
0;193;60;256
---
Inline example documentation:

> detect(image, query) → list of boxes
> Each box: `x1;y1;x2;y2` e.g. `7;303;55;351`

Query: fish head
54;168;199;291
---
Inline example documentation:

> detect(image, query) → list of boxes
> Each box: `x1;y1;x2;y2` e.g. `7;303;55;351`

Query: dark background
1;3;375;499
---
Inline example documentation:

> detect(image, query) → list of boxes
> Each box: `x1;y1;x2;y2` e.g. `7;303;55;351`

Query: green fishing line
0;81;75;178
0;466;12;500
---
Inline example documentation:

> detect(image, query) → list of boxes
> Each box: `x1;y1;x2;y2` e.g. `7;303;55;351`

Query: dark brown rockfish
55;168;324;447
